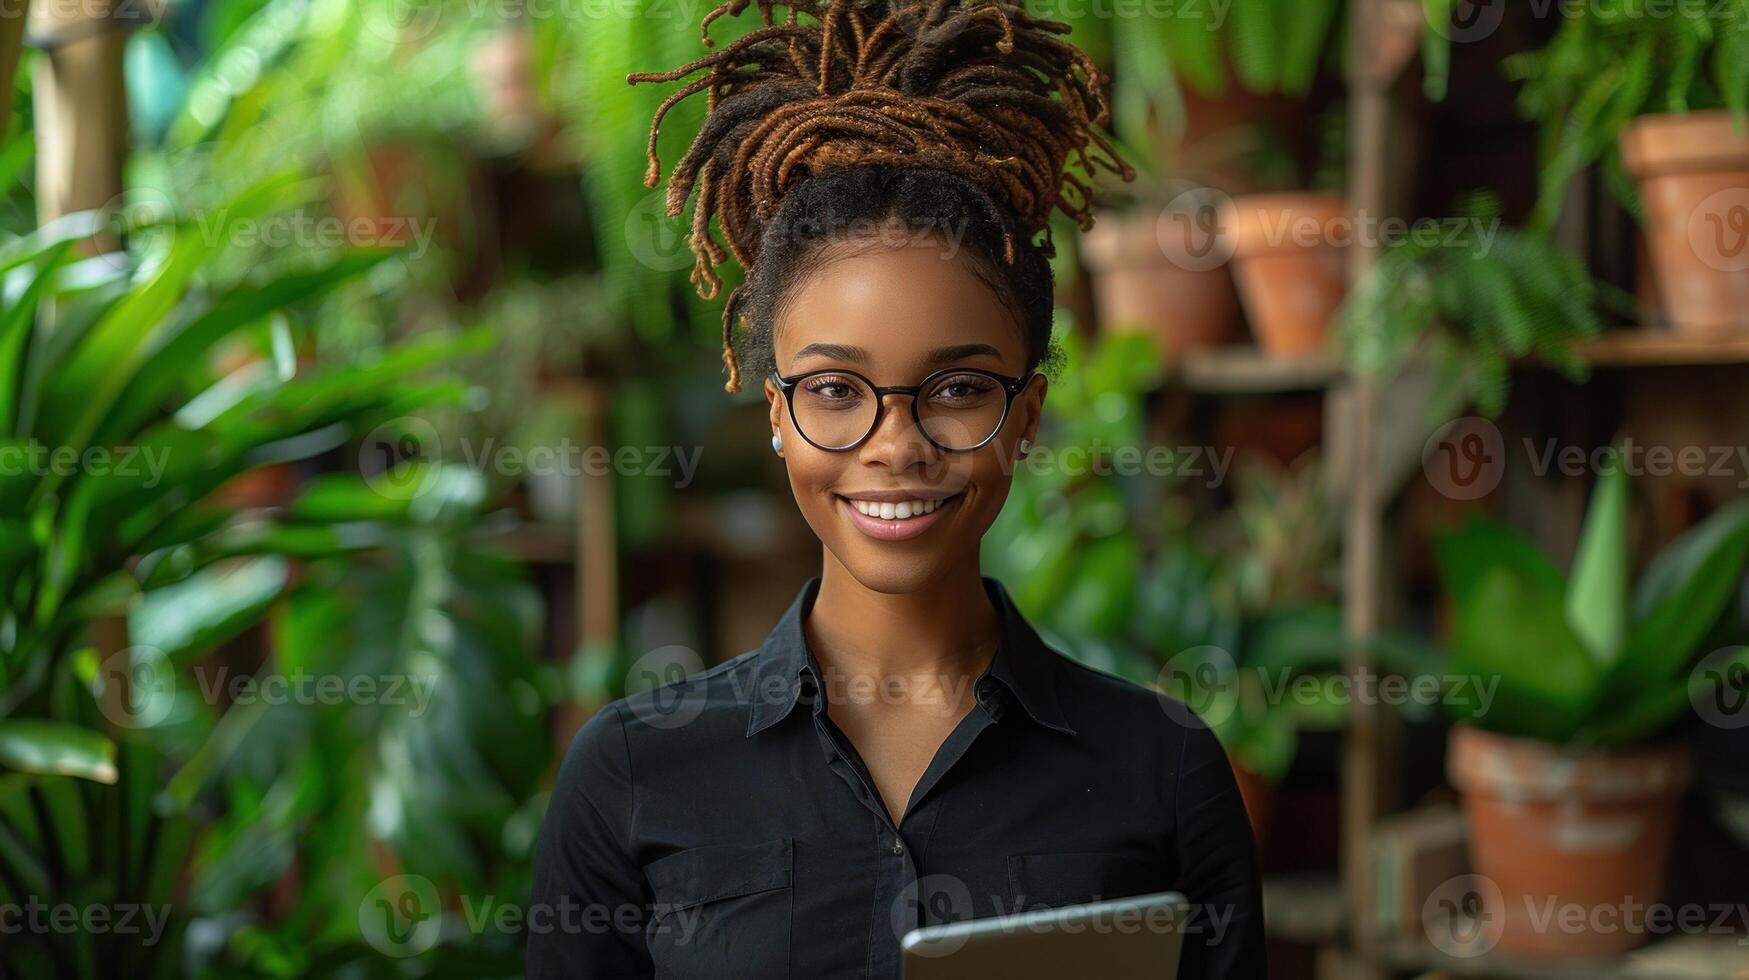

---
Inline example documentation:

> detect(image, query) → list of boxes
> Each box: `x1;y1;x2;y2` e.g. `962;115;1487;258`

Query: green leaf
1435;522;1602;739
1595;503;1749;715
0;721;118;783
1566;457;1629;667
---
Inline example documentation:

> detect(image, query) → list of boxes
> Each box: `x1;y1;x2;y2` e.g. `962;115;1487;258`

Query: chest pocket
643;838;793;980
1006;850;1165;912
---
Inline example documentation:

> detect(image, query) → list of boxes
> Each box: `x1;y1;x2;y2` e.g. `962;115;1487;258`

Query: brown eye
799;374;867;409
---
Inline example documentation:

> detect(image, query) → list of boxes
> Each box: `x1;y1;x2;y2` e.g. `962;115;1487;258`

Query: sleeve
527;701;653;979
1172;721;1269;979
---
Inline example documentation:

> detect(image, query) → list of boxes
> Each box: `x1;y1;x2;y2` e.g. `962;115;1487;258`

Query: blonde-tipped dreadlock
630;0;1133;392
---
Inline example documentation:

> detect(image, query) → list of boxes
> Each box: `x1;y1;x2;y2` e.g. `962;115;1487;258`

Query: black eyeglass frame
771;366;1033;453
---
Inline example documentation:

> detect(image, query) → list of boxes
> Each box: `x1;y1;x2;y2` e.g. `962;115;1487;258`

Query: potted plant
1222;111;1351;357
1435;459;1749;957
1073;0;1345;358
1335;192;1610;418
1508;5;1749;336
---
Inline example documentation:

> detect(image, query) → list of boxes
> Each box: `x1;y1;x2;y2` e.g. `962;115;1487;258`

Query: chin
828;547;962;596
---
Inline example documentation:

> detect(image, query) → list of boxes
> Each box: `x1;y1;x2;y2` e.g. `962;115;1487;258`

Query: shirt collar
744;576;1077;738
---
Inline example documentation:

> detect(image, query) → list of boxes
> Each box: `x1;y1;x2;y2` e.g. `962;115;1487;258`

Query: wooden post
0;0;27;148
30;0;128;250
1340;0;1404;974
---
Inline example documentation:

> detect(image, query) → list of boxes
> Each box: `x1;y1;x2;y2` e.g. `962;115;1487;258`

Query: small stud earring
771;433;783;454
1018;438;1033;455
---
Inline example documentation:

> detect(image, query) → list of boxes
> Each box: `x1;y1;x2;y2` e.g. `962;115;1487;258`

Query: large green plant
1336;193;1608;418
0;182;481;978
163;467;552;978
1436;458;1749;745
1505;0;1749;231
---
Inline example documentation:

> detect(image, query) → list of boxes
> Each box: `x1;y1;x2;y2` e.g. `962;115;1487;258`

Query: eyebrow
789;342;1004;367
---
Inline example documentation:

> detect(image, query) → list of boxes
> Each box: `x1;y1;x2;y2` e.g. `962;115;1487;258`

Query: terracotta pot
1229;758;1276;841
1447;725;1692;958
1620;111;1749;337
1081;206;1237;357
1224;193;1349;357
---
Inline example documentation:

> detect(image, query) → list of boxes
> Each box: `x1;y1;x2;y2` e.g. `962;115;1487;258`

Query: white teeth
847;497;949;519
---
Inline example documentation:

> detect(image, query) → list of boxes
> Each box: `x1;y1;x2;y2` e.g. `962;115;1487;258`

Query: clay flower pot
1224;194;1349;357
1081;204;1237;357
1447;725;1692;958
1229;758;1276;841
1620;111;1749;337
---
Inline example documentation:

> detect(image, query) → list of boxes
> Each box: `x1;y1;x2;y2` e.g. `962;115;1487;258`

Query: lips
837;492;960;541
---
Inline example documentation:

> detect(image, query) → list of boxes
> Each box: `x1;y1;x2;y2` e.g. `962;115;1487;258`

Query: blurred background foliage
5;0;1749;975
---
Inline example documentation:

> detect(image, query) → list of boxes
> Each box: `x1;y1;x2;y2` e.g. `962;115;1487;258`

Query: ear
764;377;784;452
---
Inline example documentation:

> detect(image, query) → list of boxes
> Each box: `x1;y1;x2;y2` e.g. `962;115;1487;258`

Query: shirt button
891;840;905;856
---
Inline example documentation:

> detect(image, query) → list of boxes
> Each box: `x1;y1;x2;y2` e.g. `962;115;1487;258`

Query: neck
804;550;1001;689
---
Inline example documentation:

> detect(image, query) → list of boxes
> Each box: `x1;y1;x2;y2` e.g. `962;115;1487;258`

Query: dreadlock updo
629;0;1133;393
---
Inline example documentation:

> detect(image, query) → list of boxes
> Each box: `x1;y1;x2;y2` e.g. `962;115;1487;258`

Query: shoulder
558;647;770;778
1042;644;1229;759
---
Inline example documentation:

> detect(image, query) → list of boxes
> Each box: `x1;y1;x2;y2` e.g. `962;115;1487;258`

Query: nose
858;390;937;473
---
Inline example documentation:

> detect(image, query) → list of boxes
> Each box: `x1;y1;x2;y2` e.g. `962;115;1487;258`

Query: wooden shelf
1263;872;1345;943
1383;932;1749;979
1576;329;1749;367
486;522;577;564
1170;345;1343;394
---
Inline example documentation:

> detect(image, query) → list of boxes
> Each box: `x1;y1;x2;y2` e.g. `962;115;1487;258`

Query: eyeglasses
771;366;1032;453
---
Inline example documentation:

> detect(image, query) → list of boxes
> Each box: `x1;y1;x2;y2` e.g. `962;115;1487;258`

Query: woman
528;1;1266;976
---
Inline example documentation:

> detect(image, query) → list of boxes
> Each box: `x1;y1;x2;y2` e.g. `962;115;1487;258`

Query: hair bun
629;0;1133;302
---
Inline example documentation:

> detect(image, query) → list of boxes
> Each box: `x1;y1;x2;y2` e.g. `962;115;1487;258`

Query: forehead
772;240;1025;375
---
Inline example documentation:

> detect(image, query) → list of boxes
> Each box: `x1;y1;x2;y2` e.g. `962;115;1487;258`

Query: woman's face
764;234;1046;595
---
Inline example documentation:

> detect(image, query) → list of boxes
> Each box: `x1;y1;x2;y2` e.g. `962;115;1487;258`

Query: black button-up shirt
527;577;1266;978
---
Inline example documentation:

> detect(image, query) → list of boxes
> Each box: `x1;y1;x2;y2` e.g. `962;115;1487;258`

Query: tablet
899;890;1188;979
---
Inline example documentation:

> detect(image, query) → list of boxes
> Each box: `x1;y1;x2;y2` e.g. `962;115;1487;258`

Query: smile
837;492;960;541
